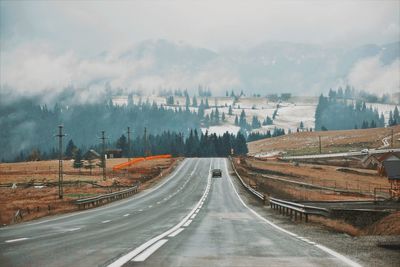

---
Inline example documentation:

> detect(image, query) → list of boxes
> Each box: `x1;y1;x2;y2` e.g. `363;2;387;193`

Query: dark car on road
212;169;222;178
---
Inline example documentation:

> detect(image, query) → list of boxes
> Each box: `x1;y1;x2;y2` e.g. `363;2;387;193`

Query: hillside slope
248;125;400;156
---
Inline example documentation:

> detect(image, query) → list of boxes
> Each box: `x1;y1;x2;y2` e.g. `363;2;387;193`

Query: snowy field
113;95;398;135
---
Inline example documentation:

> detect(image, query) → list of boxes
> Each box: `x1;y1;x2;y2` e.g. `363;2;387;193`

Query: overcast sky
1;0;399;54
0;0;399;100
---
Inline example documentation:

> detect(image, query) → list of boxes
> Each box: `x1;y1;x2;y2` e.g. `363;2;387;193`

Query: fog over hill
1;39;399;104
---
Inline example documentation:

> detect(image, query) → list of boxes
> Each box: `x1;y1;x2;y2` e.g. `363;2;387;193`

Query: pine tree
65;139;77;159
221;112;226;122
205;98;210;109
185;94;190;110
299;121;304;130
251;116;261;128
393;106;399;125
192;96;198;107
262;116;273;126
73;149;83;169
116;134;128;157
215;108;220;124
389;111;394;126
234;115;239;126
239;110;247;128
228;105;233;115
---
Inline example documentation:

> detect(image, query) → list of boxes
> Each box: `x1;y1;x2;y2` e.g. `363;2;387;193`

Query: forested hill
0;98;200;161
314;89;399;131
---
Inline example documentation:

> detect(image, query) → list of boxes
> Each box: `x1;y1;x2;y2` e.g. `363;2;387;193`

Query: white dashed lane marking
5;238;29;243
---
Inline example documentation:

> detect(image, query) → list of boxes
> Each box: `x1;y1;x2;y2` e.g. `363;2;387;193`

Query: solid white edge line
224;159;362;267
132;239;168;262
168;228;185;237
5;238;29;243
107;159;213;267
15;158;193;228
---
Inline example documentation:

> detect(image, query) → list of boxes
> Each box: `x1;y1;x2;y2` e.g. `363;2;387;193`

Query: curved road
0;158;361;267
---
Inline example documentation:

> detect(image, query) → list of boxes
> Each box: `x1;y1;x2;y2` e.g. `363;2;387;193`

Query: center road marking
102;220;111;224
224;159;362;267
123;214;130;217
132;239;168;262
107;160;213;267
5;238;29;243
66;227;81;232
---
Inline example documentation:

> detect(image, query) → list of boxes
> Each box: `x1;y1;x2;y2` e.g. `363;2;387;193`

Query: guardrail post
294;211;297;220
300;213;303;221
305;214;309;223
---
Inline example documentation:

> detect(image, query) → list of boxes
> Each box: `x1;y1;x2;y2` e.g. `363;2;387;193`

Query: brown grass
248;125;400;156
362;212;400;235
244;158;388;193
0;157;178;225
310;216;361;236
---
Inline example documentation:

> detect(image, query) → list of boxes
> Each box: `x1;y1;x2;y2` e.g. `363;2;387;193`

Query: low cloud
348;56;400;94
0;42;240;103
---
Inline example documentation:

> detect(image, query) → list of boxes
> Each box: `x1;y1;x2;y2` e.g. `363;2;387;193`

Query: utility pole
56;125;65;199
127;126;131;161
318;135;322;154
100;131;107;181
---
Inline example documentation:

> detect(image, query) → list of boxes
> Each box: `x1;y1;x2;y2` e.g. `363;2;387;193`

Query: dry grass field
248;125;400;156
245;158;388;193
234;157;400;236
234;157;387;201
0;157;177;225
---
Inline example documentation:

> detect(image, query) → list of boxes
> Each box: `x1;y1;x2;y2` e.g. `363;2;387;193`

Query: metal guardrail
229;157;330;222
229;157;266;203
269;197;330;222
74;182;140;209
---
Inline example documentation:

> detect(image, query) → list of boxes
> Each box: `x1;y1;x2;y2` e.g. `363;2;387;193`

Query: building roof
377;152;400;162
83;149;100;160
383;160;400;180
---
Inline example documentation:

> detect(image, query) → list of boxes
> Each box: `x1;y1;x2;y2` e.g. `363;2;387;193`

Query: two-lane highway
124;158;361;267
0;158;362;267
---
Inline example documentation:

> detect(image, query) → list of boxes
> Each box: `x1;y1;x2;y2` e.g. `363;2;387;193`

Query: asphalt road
0;158;362;267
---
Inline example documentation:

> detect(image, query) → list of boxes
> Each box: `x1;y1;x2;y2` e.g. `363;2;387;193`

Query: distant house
383;160;400;198
377;152;400;176
383;160;400;180
105;149;123;159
